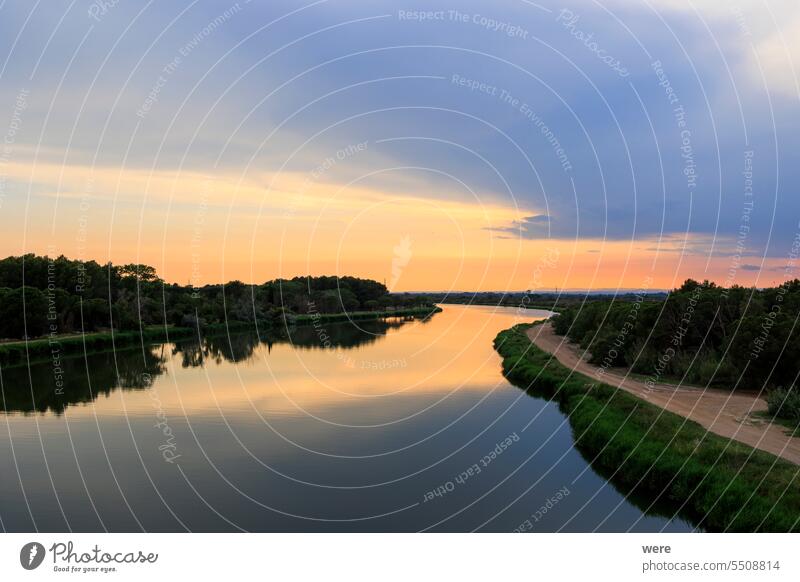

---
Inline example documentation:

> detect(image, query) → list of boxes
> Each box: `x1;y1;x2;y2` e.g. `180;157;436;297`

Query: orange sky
1;160;785;291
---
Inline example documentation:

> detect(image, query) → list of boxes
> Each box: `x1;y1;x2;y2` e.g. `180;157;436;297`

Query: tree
0;253;433;339
0;287;48;338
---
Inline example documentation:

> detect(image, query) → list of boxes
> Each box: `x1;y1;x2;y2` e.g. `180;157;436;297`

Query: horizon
8;250;794;295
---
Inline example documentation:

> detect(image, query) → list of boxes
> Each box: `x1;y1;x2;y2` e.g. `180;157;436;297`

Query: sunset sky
1;0;799;291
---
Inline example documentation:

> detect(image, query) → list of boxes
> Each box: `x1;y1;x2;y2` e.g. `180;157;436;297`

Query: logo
389;235;413;291
20;542;46;570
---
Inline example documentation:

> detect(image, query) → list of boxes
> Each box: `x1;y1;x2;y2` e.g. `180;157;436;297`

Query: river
0;304;692;532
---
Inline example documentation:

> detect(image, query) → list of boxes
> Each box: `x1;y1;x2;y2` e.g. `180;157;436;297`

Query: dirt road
527;323;800;465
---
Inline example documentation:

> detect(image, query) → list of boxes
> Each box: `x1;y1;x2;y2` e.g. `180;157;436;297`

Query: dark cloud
488;214;552;238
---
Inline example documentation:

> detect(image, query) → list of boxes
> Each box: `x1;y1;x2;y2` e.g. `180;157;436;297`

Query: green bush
767;387;800;422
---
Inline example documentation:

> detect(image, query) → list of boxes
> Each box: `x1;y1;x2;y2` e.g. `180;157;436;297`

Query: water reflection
1;347;165;415
1;315;424;415
0;306;694;532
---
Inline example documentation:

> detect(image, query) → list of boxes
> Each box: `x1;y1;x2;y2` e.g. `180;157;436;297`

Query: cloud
486;214;551;239
641;234;763;258
2;0;799;275
631;0;800;97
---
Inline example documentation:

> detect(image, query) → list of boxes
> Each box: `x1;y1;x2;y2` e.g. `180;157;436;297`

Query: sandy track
527;323;800;465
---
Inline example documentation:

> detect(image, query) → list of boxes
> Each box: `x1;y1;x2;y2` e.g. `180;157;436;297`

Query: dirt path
527;323;800;465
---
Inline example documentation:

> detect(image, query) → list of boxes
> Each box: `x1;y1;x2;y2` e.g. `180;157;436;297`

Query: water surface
0;305;692;532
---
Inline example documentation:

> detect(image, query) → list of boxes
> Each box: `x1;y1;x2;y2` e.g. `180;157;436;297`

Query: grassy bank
0;326;200;368
0;305;441;369
438;302;563;313
293;305;441;325
494;322;800;532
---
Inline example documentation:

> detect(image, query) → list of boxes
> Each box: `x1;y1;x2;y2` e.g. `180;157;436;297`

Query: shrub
767;387;800;422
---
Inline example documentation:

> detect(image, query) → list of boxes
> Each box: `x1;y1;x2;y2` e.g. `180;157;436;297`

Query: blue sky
1;0;799;288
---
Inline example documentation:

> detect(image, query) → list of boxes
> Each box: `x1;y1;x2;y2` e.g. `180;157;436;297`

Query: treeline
0;254;436;340
552;279;800;421
419;290;667;312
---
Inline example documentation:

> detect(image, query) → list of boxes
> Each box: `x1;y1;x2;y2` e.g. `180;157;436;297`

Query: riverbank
494;322;800;532
0;305;441;369
438;301;563;313
529;322;800;464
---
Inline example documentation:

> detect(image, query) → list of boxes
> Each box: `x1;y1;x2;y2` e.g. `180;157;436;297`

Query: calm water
0;305;692;532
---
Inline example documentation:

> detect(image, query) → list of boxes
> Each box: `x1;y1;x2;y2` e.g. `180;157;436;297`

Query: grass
494;322;800;532
439;301;564;313
0;326;198;368
293;305;441;325
0;305;442;369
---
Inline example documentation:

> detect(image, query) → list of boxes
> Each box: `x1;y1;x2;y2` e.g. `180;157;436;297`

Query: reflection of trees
170;317;417;360
1;345;166;415
172;339;207;369
1;314;430;414
204;332;262;364
288;319;388;350
171;329;266;368
284;315;426;350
